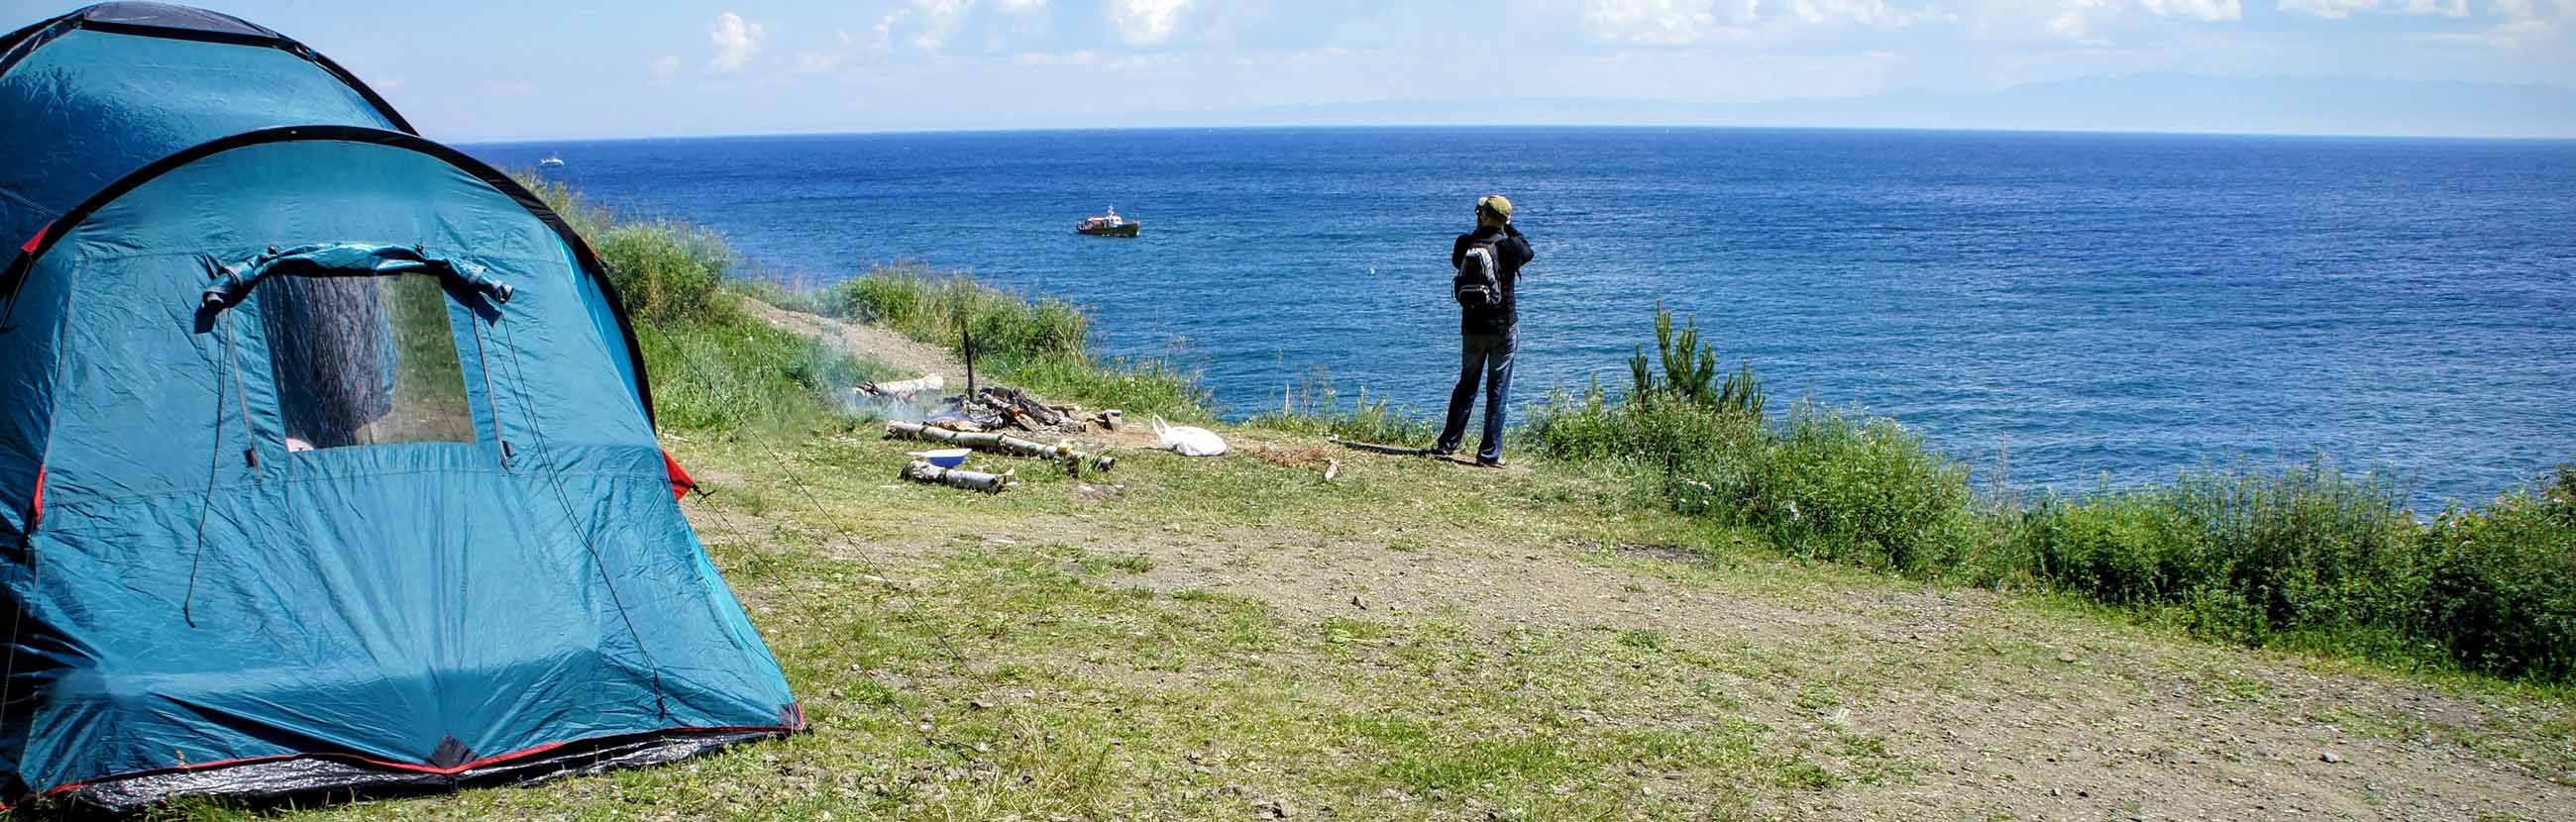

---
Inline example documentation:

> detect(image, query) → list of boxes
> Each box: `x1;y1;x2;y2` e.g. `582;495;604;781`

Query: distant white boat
538;154;565;168
1075;206;1139;237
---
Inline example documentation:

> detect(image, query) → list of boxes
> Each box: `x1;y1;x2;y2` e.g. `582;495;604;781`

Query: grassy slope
255;419;2576;822
181;185;2574;821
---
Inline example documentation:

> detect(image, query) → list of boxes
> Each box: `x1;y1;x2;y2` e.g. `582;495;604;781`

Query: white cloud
2279;0;2467;17
1110;0;1191;46
2047;0;2239;41
2048;0;2120;40
2139;0;2242;21
650;54;680;83
1788;0;1929;26
1581;0;1751;45
2280;0;2383;17
1015;50;1098;65
910;0;975;50
2397;0;2565;44
708;11;765;72
873;9;910;49
878;0;1052;51
793;51;844;73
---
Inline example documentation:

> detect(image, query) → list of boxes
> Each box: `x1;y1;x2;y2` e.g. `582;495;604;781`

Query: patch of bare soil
722;307;2572;821
739;296;963;380
861;487;2570;821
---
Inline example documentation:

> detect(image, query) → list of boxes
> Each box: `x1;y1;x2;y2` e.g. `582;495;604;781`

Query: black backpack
1453;238;1502;309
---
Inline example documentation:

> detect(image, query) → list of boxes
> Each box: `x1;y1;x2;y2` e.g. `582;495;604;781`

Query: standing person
1435;194;1534;467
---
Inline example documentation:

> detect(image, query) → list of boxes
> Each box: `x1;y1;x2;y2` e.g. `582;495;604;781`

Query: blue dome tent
0;5;802;813
0;1;412;251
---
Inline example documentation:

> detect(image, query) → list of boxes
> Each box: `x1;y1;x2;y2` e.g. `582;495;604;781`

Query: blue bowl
912;448;971;468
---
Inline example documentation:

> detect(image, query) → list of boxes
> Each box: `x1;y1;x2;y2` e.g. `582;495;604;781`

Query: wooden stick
859;373;943;397
902;459;1012;493
889;421;1117;471
1328;435;1434;457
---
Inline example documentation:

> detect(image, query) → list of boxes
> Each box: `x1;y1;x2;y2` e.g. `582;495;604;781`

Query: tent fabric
4;1;279;45
0;6;802;810
199;243;518;309
0;127;802;812
0;2;410;251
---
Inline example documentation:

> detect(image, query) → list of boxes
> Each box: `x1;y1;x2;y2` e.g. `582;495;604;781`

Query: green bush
640;318;876;435
2012;466;2424;648
521;174;731;325
1739;406;1981;573
828;265;1089;363
821;265;1211;421
1628;305;1764;420
1540;304;2576;683
1525;383;1765;512
591;222;734;325
1248;370;1436;446
2416;469;2576;679
1003;353;1214;424
1530;388;1976;573
519;176;609;238
516;174;880;436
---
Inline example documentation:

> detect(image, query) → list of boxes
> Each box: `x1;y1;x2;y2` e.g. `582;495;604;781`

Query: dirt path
739;296;963;380
717;303;2573;822
824;477;2575;822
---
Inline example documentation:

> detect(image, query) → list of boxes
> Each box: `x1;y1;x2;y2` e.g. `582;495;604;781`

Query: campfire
857;376;1110;436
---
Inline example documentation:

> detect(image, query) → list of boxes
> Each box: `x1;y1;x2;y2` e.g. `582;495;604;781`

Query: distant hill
1100;73;2576;140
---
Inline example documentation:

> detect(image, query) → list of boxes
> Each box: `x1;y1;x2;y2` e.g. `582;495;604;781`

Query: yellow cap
1477;194;1513;220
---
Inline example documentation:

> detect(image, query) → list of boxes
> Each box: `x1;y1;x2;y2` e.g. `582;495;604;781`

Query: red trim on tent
18;221;46;255
27;465;42;530
662;450;697;501
27;723;801;803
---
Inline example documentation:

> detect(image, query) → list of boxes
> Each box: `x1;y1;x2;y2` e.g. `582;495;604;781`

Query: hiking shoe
1429;448;1457;458
1474;458;1507;469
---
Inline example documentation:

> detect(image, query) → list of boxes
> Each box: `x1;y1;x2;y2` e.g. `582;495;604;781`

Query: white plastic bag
1151;415;1228;457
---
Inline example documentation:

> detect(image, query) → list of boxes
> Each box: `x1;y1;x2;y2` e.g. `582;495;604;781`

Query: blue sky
18;0;2572;139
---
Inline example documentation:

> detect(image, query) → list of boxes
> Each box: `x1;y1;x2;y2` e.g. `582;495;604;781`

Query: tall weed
1539;305;2576;683
2416;470;2576;679
1741;406;1982;573
824;265;1211;421
828;265;1089;362
2012;466;2424;650
1249;369;1437;445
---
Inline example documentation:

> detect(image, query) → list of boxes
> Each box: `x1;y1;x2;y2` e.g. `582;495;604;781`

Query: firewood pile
922;385;1107;435
888;421;1115;473
883;380;1125;493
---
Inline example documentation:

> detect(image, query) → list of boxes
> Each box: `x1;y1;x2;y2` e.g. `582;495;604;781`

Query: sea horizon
467;126;2576;510
460;121;2576;150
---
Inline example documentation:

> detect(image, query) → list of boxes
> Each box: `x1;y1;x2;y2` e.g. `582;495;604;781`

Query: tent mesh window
260;275;476;450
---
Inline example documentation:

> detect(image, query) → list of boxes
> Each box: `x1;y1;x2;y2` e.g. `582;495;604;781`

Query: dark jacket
1451;224;1534;335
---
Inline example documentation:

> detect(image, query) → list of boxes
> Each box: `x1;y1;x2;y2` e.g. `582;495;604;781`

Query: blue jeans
1436;332;1514;462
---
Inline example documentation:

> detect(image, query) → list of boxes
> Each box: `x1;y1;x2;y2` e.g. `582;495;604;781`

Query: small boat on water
1075;207;1139;237
538;154;565;168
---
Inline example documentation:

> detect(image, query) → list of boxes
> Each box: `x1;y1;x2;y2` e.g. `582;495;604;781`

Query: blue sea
466;128;2576;508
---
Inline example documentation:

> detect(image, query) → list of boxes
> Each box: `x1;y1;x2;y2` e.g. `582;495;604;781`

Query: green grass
193;431;1892;821
1528;305;2576;684
521;173;892;438
549;178;2575;686
817;265;1214;422
123;181;2570;820
1243;367;1437;446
